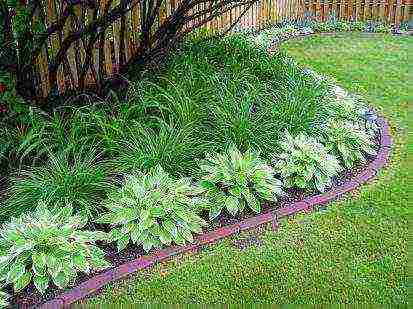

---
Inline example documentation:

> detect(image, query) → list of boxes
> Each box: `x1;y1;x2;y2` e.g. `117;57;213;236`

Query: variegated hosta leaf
0;202;111;295
98;165;207;253
199;144;283;219
274;131;342;192
322;120;378;169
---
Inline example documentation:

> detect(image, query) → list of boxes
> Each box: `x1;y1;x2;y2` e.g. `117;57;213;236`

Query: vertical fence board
29;0;413;99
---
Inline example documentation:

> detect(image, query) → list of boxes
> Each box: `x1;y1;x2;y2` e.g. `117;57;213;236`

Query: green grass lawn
84;33;412;304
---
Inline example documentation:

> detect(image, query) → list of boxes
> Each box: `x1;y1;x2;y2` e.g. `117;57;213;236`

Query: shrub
374;23;392;33
273;132;342;192
350;21;367;32
0;202;110;294
199;145;284;220
97;166;207;252
322;121;377;168
5;147;112;219
311;21;333;32
333;21;351;32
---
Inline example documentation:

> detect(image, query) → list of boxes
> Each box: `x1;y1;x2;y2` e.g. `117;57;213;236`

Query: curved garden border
37;31;397;307
38;114;392;308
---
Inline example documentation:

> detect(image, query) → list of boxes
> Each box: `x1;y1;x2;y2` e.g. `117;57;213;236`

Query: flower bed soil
6;114;392;308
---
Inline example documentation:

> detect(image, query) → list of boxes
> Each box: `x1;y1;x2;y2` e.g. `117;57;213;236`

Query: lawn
84;33;411;304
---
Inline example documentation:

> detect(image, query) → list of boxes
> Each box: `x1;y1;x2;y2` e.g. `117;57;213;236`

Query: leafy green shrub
322;121;377;168
5;147;112;219
350;21;367;32
374;23;392;33
333;21;351;32
273;132;342;193
0;202;109;294
199;145;284;220
97;166;207;252
311;21;333;32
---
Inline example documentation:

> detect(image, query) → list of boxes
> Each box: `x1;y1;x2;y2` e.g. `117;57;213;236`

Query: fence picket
23;0;413;99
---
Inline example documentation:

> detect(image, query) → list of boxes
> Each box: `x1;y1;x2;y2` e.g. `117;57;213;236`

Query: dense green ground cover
84;33;411;304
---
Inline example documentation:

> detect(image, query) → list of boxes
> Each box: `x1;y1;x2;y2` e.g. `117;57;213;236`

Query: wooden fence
17;0;412;99
303;1;413;24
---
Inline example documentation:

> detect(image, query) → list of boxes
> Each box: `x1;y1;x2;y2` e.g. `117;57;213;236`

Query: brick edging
39;116;392;308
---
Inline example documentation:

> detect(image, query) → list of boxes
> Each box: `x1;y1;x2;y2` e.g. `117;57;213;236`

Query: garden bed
8;113;390;308
1;30;394;308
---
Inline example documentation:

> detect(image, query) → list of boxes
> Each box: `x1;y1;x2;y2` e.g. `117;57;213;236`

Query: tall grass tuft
4;145;112;219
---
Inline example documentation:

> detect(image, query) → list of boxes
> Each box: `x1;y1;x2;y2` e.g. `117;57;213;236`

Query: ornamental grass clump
322;121;377;168
97;165;207;253
0;202;110;294
5;147;112;219
273;132;342;193
199;145;284;220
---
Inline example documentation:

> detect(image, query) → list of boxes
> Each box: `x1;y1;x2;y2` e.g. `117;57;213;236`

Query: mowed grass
84;33;412;304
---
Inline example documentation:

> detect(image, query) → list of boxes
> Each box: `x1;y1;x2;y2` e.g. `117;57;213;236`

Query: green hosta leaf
46;254;61;275
53;271;70;289
174;232;186;246
140;209;150;222
149;223;161;237
13;271;31;292
32;251;47;276
295;177;307;189
33;274;49;294
6;262;25;284
180;227;194;243
130;227;144;244
163;220;178;238
72;253;88;273
116;235;130;252
228;186;243;198
225;195;240;216
142;238;154;252
209;203;223;220
109;229;123;242
90;246;106;259
187;221;203;234
188;213;208;227
157;228;172;246
141;217;155;230
174;210;189;222
151;206;167;217
243;190;260;213
90;257;111;270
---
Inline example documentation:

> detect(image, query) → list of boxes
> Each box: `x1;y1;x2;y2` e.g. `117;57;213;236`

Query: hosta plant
97;166;207;253
322;121;377;168
199;145;284;220
0;202;110;294
273;132;342;193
